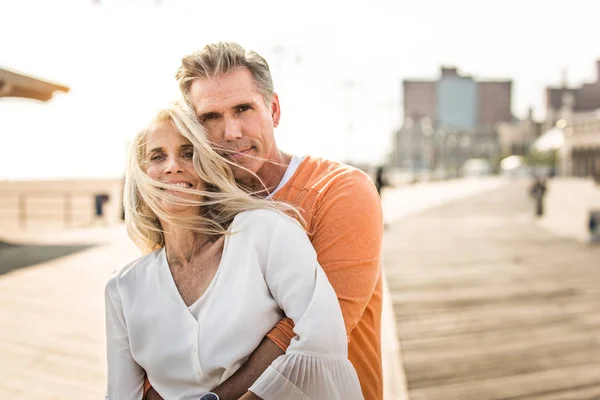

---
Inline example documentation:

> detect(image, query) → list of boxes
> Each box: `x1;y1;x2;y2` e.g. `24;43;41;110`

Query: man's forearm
238;391;262;400
213;337;284;400
143;386;163;400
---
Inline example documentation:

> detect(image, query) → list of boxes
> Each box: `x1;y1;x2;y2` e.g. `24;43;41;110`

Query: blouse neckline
158;218;235;320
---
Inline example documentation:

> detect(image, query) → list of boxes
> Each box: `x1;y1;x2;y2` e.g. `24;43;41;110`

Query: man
147;42;383;400
529;176;547;217
375;166;390;197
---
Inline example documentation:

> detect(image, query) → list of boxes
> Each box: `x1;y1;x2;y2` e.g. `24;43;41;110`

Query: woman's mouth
160;182;194;190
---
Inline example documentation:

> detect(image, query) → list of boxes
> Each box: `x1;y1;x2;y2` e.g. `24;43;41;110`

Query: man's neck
241;151;292;197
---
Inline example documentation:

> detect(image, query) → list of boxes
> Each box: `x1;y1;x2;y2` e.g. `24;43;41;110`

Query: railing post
18;194;26;230
64;193;72;228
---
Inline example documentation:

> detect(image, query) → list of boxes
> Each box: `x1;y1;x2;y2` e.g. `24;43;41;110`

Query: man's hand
144;387;163;400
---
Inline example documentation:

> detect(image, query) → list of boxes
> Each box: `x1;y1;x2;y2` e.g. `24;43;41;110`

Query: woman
105;101;363;400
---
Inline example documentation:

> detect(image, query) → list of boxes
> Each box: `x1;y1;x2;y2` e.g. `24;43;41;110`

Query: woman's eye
182;152;194;159
150;154;164;162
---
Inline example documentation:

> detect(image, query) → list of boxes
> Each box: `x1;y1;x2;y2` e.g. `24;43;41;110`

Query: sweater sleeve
105;275;145;400
249;216;364;400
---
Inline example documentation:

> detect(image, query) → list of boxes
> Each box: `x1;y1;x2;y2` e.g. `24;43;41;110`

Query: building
534;59;600;178
402;66;512;129
392;117;482;177
545;60;600;129
478;81;513;127
497;108;543;158
558;108;600;178
436;67;478;130
403;80;436;122
393;66;512;173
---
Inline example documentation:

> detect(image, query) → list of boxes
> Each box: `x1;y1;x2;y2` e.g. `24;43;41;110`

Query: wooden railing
0;191;114;230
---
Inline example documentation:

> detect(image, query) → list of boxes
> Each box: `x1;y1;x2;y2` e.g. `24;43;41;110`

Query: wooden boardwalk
384;181;600;400
1;178;597;399
0;227;141;400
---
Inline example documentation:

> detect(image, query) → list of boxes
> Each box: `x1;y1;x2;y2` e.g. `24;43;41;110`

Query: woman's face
143;121;204;215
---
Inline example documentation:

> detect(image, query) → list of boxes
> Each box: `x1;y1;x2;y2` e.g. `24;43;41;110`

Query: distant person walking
589;211;600;243
94;193;110;225
529;177;547;217
375;166;390;197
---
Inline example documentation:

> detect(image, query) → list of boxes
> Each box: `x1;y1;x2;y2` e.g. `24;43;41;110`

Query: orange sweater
269;156;384;400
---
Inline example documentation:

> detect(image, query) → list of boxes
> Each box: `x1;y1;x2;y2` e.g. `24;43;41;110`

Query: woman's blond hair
123;100;298;252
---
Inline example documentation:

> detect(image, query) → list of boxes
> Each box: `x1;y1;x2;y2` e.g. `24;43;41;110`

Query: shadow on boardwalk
384;180;600;400
0;241;97;275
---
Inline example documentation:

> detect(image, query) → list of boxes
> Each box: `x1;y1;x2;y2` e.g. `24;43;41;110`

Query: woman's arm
105;276;146;400
248;216;364;400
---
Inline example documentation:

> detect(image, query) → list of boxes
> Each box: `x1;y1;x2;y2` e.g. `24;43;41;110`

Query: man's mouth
227;147;253;161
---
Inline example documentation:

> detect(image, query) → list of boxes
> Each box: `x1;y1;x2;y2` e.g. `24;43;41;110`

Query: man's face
188;67;280;182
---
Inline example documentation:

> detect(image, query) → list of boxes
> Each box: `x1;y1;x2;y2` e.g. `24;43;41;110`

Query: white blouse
105;209;364;400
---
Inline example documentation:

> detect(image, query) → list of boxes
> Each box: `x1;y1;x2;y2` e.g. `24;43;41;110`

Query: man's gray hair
176;42;274;104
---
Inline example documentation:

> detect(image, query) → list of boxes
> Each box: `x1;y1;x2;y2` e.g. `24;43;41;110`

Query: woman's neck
162;222;213;266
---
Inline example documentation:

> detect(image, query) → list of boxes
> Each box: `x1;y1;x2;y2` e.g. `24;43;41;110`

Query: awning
530;127;565;152
0;68;69;102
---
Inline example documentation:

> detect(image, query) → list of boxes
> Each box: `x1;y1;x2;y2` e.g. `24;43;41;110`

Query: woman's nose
164;157;184;174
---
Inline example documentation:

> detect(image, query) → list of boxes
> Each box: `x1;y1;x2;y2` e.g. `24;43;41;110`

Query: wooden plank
409;363;600;400
405;339;600;389
516;382;600;400
395;300;598;341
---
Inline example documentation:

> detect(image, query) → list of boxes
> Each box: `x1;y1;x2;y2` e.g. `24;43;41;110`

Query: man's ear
271;93;281;128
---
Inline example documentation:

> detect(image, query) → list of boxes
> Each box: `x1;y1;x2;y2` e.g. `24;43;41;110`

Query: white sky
1;0;599;179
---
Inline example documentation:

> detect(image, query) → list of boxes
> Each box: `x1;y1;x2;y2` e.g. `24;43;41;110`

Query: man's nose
223;117;243;141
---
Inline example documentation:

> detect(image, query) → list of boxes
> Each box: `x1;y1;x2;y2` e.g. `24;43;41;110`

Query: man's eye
202;114;219;122
236;105;251;113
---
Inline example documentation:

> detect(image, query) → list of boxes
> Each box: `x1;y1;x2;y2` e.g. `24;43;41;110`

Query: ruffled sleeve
249;216;364;400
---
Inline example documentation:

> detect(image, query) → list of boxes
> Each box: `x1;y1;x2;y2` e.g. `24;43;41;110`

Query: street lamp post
437;127;447;178
421;118;433;177
404;117;414;175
